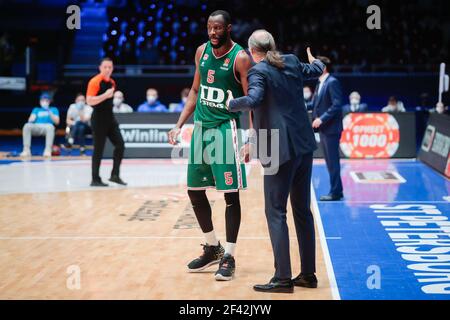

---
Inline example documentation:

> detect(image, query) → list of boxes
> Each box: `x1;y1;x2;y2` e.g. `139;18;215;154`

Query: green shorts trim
187;118;247;192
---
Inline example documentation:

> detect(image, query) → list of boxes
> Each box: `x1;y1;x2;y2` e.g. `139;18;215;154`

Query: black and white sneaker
187;242;224;272
215;253;235;281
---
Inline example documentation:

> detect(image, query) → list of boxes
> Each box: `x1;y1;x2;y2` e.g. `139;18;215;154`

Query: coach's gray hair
248;29;284;69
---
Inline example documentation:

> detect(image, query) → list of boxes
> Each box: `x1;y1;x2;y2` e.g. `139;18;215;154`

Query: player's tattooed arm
168;44;205;145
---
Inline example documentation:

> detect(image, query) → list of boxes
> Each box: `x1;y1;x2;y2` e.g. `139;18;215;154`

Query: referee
86;58;126;187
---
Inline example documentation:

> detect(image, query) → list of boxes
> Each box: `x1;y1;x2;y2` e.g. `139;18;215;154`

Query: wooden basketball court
0;160;333;299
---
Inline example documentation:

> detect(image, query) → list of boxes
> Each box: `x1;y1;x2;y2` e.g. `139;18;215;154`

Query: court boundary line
311;185;341;300
0;236;328;240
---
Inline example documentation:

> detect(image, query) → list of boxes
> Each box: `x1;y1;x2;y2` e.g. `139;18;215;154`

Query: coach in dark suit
227;30;324;293
312;56;344;201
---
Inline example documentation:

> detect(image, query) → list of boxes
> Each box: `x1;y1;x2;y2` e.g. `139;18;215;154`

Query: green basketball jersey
194;41;245;129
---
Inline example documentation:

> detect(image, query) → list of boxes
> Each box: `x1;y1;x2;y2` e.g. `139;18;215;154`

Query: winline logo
119;124;173;148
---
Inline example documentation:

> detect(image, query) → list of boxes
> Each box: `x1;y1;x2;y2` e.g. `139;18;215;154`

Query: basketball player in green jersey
168;10;252;281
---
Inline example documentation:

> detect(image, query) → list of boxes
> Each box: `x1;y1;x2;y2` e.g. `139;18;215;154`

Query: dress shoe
109;175;127;185
293;273;318;288
319;194;343;201
253;277;294;293
90;180;109;187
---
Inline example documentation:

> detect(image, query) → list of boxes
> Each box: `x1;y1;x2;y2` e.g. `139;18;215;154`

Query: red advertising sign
340;113;400;158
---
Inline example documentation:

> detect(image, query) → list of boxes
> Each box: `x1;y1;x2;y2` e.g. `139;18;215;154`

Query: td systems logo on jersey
372;204;450;295
199;84;226;109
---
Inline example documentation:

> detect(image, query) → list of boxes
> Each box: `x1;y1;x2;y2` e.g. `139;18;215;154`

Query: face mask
181;97;188;104
350;98;360;105
113;98;123;106
40;101;50;109
76;102;84;109
147;96;157;104
303;91;312;100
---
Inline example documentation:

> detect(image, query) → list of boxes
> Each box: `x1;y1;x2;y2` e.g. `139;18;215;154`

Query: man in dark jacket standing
227;30;324;293
312;56;344;201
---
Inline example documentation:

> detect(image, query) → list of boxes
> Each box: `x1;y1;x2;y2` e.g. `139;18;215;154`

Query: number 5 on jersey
224;172;233;186
207;70;215;84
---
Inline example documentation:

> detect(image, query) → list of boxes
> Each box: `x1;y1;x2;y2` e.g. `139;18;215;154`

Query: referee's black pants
91;115;124;181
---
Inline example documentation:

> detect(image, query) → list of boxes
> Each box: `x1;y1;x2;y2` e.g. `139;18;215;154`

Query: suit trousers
263;152;316;279
320;133;343;196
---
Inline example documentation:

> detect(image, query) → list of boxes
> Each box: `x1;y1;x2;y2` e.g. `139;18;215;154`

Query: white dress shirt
317;73;330;96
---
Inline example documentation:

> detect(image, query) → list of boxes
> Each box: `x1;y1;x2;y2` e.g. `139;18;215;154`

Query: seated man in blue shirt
20;92;60;157
137;88;168;112
169;88;189;112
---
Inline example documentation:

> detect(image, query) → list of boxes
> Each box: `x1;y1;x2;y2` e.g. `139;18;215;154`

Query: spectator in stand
342;91;368;114
20;93;60;158
66;93;93;155
137;88;168;112
169;88;190;112
303;86;313;111
382;96;406;113
102;1;447;70
113;90;133;113
430;102;449;115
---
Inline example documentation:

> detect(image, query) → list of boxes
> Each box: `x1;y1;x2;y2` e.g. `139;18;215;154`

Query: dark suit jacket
305;98;314;111
342;103;368;115
312;75;344;135
229;54;325;167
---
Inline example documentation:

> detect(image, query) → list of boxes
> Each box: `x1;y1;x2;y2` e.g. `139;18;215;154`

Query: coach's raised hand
307;47;316;64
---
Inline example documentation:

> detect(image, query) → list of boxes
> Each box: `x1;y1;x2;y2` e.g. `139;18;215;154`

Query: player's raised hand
168;127;181;145
306;47;316;64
